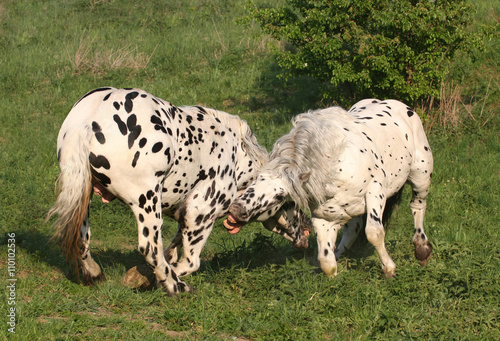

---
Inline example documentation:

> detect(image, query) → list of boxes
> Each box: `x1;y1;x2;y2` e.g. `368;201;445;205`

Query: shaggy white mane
264;106;352;210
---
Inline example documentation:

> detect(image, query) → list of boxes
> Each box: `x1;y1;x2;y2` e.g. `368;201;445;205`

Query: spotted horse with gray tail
47;87;310;296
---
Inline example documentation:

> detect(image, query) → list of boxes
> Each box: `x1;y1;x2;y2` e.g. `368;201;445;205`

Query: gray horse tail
46;126;93;271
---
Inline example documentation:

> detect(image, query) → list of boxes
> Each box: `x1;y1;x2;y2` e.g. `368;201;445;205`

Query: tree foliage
248;0;484;106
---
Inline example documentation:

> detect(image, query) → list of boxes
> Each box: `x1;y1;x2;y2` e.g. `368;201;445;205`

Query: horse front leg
131;194;194;296
164;228;182;264
170;183;235;277
313;217;341;277
170;202;219;277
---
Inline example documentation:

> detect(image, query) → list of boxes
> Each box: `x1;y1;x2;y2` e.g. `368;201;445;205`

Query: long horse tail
382;187;404;227
46;126;93;271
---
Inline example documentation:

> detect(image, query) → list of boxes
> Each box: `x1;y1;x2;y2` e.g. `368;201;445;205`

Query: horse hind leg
410;187;432;266
335;215;365;260
408;137;433;266
164;228;182;263
80;211;106;285
365;191;396;278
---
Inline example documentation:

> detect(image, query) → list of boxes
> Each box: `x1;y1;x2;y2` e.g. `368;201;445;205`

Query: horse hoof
384;272;396;279
177;282;197;295
83;272;106;286
159;283;196;297
414;241;433;266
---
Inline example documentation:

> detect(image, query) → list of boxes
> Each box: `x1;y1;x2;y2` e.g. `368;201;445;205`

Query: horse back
348;99;433;193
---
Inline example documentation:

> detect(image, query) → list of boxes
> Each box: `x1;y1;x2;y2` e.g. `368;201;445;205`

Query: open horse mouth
223;214;244;234
223;211;311;250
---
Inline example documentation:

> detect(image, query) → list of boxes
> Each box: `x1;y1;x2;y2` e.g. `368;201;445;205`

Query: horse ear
299;171;311;183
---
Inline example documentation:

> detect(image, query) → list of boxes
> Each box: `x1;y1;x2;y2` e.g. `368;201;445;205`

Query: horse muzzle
228;202;249;222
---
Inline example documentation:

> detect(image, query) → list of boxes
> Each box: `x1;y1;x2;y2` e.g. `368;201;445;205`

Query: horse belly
313;195;366;224
159;173;196;217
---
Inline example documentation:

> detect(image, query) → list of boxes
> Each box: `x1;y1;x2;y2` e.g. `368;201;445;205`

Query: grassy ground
0;0;498;339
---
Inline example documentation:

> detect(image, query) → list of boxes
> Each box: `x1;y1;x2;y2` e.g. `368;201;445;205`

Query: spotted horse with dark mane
47;87;310;296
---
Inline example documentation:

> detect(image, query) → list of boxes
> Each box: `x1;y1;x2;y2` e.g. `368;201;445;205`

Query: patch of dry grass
422;73;499;134
68;34;156;75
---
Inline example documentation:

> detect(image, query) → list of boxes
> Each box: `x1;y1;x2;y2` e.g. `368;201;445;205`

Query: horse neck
208;109;269;186
265;111;349;210
180;105;269;170
206;108;269;167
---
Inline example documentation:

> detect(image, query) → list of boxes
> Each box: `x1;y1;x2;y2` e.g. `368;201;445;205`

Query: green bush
248;0;484;106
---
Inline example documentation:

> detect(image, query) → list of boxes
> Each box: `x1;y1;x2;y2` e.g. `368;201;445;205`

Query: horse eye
276;195;284;201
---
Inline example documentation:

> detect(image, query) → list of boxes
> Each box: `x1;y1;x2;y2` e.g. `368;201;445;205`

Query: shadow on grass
225;61;327;122
200;230;390;277
14;223;395;288
14;228;144;284
13;228;315;285
200;233;314;274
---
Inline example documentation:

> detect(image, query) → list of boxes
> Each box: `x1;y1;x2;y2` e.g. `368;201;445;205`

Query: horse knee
365;224;385;247
410;199;427;213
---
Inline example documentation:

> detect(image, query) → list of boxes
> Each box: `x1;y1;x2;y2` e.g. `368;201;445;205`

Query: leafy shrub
247;0;484;106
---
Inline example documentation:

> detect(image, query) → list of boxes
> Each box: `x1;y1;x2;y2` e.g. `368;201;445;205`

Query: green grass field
1;0;499;339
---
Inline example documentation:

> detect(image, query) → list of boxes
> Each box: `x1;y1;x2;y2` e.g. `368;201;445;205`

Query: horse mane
182;106;269;167
265;107;351;211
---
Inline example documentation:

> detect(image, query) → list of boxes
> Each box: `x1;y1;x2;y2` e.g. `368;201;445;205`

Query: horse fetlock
177;281;196;295
171;259;199;277
157;279;195;296
381;258;396;279
156;281;177;297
